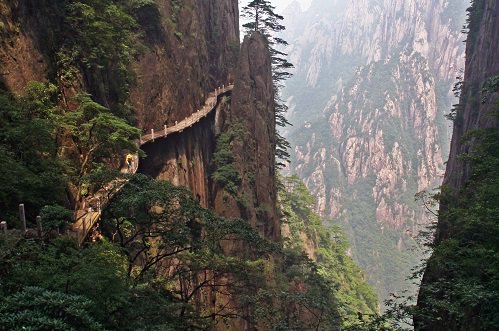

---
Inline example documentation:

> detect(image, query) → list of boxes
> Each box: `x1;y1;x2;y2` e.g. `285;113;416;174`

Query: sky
239;0;312;39
240;0;312;13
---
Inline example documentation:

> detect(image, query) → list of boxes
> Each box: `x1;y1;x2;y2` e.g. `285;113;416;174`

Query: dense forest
0;173;380;329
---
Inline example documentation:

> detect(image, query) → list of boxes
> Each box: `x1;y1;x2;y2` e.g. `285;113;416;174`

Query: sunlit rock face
281;0;467;302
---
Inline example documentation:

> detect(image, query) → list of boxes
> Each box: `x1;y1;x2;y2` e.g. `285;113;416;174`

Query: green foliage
279;175;379;328
0;286;105;331
411;75;499;329
0;83;68;224
40;204;74;232
0;236;132;330
0;172;379;330
126;0;156;9
211;124;244;196
415;124;499;330
462;1;485;57
481;75;499;104
59;0;140;110
59;93;140;179
174;31;183;40
440;0;469;31
242;0;285;36
99;174;279;327
247;249;342;330
170;0;181;24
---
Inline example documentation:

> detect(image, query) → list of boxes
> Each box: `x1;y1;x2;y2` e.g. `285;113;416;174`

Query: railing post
0;221;7;234
97;199;101;213
151;129;155;142
222;84;225;92
139;134;142;144
19;204;26;232
82;217;87;244
164;124;167;135
36;215;42;238
175;120;178;126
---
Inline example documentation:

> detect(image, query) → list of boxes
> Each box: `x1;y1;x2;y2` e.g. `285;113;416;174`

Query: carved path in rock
72;84;234;244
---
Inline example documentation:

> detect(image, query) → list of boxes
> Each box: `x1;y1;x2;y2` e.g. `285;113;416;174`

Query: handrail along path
72;84;234;244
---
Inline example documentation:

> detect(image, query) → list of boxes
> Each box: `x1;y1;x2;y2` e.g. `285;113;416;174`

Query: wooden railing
72;84;234;244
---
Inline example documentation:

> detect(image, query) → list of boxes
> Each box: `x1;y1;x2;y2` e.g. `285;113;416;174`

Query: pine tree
242;0;294;169
242;0;285;35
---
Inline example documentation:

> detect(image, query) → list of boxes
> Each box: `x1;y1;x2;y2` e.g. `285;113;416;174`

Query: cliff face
214;32;280;242
137;111;218;209
0;0;281;246
284;0;465;90
0;0;242;217
0;0;280;241
130;0;239;129
316;51;442;228
281;0;467;302
0;0;48;92
443;0;499;191
138;31;279;243
416;1;499;328
0;0;239;120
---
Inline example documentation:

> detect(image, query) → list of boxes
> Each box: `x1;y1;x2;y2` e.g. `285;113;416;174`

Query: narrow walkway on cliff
72;83;234;244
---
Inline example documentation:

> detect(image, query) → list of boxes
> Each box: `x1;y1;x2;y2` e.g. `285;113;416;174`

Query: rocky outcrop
138;111;218;209
299;51;444;228
284;0;465;88
0;0;240;209
417;2;499;328
285;0;466;222
139;30;279;331
214;32;280;242
130;0;239;129
0;0;239;125
443;0;499;192
0;1;47;93
0;1;284;329
281;0;467;303
138;31;279;243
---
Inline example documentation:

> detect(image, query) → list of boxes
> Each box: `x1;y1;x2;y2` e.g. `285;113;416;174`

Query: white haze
239;0;311;13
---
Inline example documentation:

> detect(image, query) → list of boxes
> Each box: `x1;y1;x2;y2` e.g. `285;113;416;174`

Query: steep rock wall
0;0;241;212
130;0;239;129
214;32;280;242
417;2;499;328
0;0;239;125
443;0;499;191
284;0;465;89
285;0;465;227
137;111;218;209
0;0;47;93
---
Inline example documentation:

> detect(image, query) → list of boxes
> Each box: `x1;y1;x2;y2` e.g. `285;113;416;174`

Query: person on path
126;153;134;172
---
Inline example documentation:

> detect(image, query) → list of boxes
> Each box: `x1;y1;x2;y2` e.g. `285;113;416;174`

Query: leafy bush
0;287;104;331
40;204;73;232
211;124;244;196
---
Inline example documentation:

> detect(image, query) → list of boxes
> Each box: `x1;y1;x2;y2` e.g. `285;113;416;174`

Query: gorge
0;0;497;330
280;0;468;303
